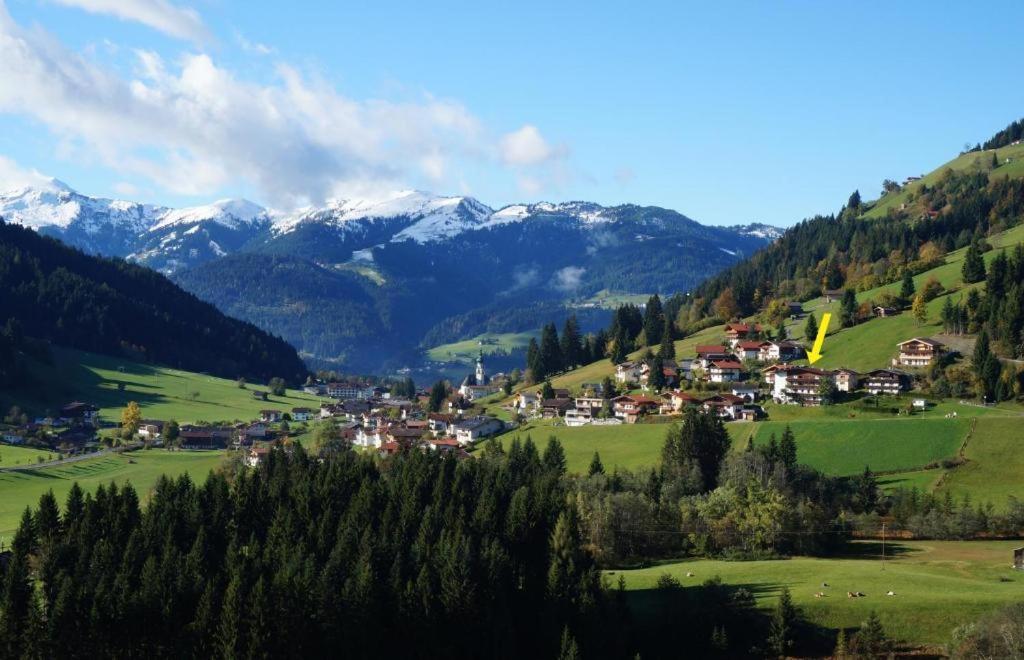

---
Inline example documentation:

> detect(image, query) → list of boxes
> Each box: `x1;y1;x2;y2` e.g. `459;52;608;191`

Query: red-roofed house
612;395;660;423
708;360;743;383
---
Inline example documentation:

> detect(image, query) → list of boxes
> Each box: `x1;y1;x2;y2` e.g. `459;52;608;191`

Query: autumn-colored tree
121;401;142;436
912;294;927;324
713;287;740;320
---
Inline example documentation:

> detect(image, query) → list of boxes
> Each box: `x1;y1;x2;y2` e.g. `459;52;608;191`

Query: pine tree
899;269;915;305
962;242;987;283
854;611;888;656
657;319;675;361
427;381;447;413
557;626;579;660
526;338;543;382
775;320;787;341
643;294;665;346
542;437;567;475
973;329;991;377
779;425;797;471
834;628;847;658
803;313;818;341
542;380;556;400
767;587;798;657
540;323;563;377
648;356;666;392
846;189;862;210
840;289;858;328
588;451;605;476
560;315;583;369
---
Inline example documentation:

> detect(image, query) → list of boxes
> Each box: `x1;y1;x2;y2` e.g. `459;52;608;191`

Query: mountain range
0;181;781;372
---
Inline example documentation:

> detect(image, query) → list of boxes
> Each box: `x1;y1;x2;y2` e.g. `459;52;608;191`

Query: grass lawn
507;422;673;473
0;444;56;468
936;417;1024;506
747;417;970;476
0;449;227;544
426;331;537;365
877;467;945;494
3;346;323;424
615;539;1023;648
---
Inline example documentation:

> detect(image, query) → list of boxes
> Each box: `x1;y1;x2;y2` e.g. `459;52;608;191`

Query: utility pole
881;522;886;571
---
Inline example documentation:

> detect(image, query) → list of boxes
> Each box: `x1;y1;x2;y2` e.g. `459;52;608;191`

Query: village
0;322;950;467
508;320;948;427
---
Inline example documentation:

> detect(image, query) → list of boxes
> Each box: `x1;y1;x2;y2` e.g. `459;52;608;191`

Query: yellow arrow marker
806;312;831;365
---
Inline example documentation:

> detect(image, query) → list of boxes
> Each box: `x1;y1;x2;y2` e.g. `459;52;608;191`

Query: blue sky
1;0;1022;226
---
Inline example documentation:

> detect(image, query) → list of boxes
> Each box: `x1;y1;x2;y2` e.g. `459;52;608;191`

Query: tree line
0;220;308;385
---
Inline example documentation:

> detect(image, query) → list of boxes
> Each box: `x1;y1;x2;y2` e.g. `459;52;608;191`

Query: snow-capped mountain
727;222;785;241
0;182;271;272
0;180;783;371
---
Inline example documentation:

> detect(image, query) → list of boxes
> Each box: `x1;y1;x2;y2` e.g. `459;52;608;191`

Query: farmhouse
833;368;860;393
734;340;768;361
259;409;283;423
708;360;743;383
864;369;911;395
724;322;763;346
179;426;233;449
453;416;504;444
137;420;165;440
701;394;745;420
873;306;898;318
245;445;272;468
759;340;805;362
822;289;845;303
662;390;704;414
516;391;540;412
540;398;574;418
766;365;832;406
895;337;945;368
61;402;98;421
291;407;313;422
611;395;660;423
695;345;732;368
615;360;642;384
730;384;759;402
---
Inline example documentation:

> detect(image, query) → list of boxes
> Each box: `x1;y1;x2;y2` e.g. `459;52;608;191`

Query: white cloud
0;155;51;191
499;124;563;166
0;5;514;207
234;30;274;55
49;0;208;43
552;265;586;292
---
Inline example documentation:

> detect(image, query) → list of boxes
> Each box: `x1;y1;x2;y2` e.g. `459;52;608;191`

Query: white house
708;360;743;383
291;407;314;422
730;384;759;402
615;361;642;384
453;416;505;445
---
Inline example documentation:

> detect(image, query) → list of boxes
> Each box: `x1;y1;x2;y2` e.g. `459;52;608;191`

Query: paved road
0;442;143;473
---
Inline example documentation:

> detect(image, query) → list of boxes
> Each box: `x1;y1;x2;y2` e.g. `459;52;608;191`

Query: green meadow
3;346;323;424
615;539;1024;648
0;449;227;545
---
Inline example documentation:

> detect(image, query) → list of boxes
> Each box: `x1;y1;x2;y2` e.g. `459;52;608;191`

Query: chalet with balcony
708;359;743;383
611;395;660;423
833;368;859;393
864;369;911;395
895;337;945;368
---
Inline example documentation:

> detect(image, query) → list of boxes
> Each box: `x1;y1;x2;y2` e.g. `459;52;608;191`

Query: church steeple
475;351;485;385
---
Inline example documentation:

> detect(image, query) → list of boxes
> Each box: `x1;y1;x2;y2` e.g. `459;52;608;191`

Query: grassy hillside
0;445;54;468
937;417;1024;505
0;449;226;544
865;141;1024;219
616;539;1023;647
791;223;1024;370
426;331;536;365
3;346;323;423
746;418;969;475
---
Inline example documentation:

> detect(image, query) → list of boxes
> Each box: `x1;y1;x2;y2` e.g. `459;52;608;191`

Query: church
458;352;501;401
